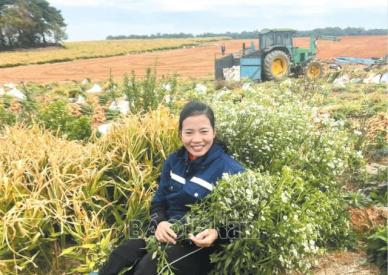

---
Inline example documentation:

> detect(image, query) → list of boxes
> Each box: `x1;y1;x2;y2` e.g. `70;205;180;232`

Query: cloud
48;0;146;9
48;0;387;40
48;0;103;6
48;0;387;11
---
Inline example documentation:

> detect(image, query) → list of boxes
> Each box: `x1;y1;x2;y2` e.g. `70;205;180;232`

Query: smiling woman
99;101;245;275
179;104;216;159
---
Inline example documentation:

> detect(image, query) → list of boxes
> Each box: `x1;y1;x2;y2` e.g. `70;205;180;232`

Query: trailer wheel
305;61;323;79
263;50;290;80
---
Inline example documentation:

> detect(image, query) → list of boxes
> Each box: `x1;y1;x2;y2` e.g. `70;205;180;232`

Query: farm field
0;37;225;68
0;35;386;84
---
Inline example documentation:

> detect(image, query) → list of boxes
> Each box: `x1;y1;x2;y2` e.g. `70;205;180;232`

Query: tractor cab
259;29;295;55
257;29;297;80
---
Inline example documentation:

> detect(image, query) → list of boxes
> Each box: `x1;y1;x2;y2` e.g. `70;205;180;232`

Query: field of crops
0;37;226;68
0;66;387;274
1;36;386;85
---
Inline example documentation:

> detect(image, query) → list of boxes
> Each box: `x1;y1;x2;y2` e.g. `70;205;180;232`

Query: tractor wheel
263;50;290;80
305;61;323;79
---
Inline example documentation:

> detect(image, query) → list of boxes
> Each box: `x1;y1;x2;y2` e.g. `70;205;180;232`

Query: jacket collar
178;143;224;167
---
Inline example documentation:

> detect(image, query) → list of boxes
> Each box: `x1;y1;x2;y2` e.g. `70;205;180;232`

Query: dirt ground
309;206;387;274
0;36;386;85
350;207;388;233
312;251;380;275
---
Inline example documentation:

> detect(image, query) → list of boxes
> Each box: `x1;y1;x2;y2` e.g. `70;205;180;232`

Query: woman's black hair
179;101;228;152
178;101;215;132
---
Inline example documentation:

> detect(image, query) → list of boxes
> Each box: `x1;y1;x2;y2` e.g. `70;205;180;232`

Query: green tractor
215;29;340;81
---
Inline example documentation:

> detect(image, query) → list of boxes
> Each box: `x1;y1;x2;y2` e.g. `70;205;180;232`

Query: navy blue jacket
150;143;244;225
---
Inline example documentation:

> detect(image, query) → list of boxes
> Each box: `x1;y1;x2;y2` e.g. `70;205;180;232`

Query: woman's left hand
189;229;218;248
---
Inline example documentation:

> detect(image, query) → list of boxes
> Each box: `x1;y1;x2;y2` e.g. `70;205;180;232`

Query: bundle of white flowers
147;168;351;274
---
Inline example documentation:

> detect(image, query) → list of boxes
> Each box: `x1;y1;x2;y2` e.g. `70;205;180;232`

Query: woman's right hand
155;221;177;244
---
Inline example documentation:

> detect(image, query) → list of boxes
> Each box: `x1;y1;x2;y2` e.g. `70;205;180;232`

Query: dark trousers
99;239;217;275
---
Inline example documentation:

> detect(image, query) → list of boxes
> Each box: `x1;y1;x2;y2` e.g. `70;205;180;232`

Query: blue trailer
240;50;262;81
215;46;262;81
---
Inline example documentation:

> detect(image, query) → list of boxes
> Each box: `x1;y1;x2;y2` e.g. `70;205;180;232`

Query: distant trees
106;27;387;40
296;27;387;37
106;32;196;40
0;0;66;50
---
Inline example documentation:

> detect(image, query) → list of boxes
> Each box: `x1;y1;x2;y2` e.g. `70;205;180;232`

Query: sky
47;0;388;41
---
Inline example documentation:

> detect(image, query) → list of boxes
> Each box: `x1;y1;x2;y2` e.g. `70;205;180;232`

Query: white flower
75;95;86;104
3;83;16;89
195;83;207;94
4;87;26;101
109;100;130;114
162;83;172;92
281;191;289;203
86;84;102;94
164;95;173;104
242;82;252;91
81;79;89;85
97;123;112;135
291;248;298;257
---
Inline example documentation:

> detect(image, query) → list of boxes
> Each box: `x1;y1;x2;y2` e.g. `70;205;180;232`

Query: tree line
107;27;387;40
0;0;66;50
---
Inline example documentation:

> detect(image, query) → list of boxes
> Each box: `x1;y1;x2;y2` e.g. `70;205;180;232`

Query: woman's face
180;114;216;158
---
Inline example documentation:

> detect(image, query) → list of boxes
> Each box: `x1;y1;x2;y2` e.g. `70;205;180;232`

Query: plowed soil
0;36;386;84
